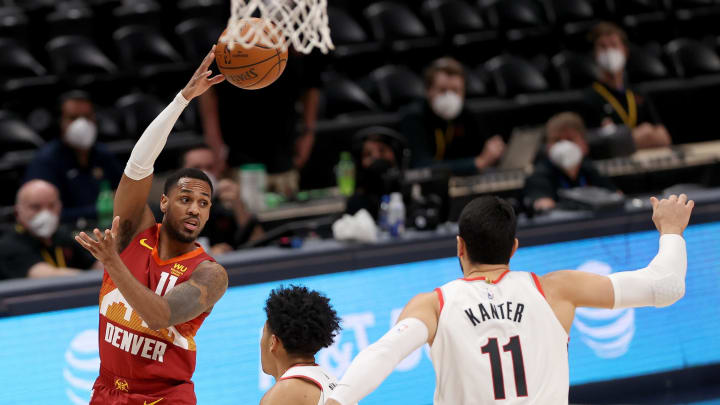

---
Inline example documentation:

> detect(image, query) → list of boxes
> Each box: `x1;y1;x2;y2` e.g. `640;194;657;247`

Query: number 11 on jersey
481;335;528;400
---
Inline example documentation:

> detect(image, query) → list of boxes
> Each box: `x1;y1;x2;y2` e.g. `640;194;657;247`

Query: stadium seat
0;7;29;43
112;0;162;28
115;93;186;138
0;112;45;154
328;6;383;59
175;18;225;62
176;0;228;22
466;67;490;98
423;0;498;49
363;65;425;111
363;2;442;53
665;38;720;77
603;0;669;44
671;0;720;38
0;39;47;81
550;50;599;90
320;74;380;119
45;1;95;38
113;25;185;76
550;0;599;50
481;0;556;56
46;35;117;76
485;54;550;97
626;44;670;82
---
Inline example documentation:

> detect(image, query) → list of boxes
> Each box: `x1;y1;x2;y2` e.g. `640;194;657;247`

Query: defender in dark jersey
75;46;228;405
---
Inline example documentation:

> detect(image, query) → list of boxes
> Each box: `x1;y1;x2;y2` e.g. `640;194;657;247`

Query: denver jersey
430;271;569;404
279;364;354;405
98;224;215;383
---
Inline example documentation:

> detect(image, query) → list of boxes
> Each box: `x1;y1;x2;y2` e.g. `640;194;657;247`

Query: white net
222;0;334;54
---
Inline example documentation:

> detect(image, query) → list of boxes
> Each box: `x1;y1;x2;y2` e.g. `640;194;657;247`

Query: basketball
214;18;288;90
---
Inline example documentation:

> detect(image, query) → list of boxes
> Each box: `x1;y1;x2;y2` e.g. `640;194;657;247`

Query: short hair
163;167;214;195
589;21;629;47
424;57;465;89
179;144;213;168
458;196;517;265
546;112;587;142
59;90;92;106
265;285;341;357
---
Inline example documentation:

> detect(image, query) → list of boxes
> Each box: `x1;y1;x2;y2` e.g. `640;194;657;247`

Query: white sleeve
328;317;428;405
609;234;687;309
124;92;189;180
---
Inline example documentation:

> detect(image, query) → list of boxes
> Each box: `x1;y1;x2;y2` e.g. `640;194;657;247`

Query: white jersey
430;271;569;405
279;364;351;405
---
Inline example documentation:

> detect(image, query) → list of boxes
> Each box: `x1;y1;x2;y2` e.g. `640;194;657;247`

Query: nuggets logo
114;378;129;392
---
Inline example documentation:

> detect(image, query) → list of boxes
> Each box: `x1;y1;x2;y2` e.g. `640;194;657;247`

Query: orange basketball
215;18;288;90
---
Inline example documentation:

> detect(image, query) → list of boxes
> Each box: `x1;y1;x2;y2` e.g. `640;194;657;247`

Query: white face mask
27;209;59;239
548;140;583;170
431;91;463;121
64;117;97;149
596;48;626;74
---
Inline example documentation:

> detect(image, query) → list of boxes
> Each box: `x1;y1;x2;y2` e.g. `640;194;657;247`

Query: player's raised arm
114;46;225;251
326;291;440;405
539;194;693;332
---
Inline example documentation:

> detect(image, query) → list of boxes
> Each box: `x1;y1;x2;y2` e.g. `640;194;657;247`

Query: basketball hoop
222;0;334;54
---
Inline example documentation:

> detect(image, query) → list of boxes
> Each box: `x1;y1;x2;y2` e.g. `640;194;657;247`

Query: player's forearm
124;92;190;180
104;254;171;330
608;234;686;308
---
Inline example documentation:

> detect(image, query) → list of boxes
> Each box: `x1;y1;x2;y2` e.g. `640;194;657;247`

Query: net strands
223;0;334;54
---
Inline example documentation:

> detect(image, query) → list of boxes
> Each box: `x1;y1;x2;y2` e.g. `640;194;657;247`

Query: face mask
431;91;463;121
28;210;59;239
64;117;97;149
548;140;583;170
596;49;626;73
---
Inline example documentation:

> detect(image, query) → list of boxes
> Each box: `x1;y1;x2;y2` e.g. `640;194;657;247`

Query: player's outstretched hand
650;194;694;235
75;216;122;264
181;45;225;101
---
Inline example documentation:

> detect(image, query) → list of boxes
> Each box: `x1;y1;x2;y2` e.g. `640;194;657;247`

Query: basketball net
222;0;334;54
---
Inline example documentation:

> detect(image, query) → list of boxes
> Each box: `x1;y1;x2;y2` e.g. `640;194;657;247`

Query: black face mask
358;158;401;195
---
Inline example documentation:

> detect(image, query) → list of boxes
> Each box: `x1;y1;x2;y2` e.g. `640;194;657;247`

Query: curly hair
265;285;341;357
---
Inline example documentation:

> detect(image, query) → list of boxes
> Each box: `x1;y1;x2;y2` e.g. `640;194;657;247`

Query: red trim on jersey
531;273;546;299
278;375;323;391
287;362;319;368
150;225;205;266
461;270;510;284
434;287;444;312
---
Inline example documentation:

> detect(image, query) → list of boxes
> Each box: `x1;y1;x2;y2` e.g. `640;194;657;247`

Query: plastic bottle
239;164;267;212
96;180;114;229
388;192;406;237
378;194;391;234
336;151;355;196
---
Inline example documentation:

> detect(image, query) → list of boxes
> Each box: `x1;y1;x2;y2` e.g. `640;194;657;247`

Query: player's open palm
181;45;225;101
650;194;694;235
75;216;122;264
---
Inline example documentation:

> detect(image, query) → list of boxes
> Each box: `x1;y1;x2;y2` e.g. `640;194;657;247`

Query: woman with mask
400;57;505;175
583;22;671;149
0;180;97;279
524;112;617;213
24;91;123;225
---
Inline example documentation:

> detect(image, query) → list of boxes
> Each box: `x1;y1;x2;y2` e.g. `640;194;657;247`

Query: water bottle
336;151;355;196
388;192;406;237
239;164;267;212
378;194;391;234
96;180;114;229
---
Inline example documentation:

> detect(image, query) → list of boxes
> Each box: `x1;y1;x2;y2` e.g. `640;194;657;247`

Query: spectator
0;180;97;280
23;90;122;224
346;127;406;219
181;145;263;254
200;51;322;197
400;57;505;175
524;112;617;212
583;22;671;149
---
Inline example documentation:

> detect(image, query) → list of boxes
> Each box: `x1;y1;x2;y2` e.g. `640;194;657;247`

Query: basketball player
326;194;693;404
74;46;227;405
259;285;349;405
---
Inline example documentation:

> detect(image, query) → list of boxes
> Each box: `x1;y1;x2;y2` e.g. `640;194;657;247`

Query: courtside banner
1;222;718;404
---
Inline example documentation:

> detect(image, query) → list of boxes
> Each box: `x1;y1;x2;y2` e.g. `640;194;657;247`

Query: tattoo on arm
117;219;136;253
164;262;228;326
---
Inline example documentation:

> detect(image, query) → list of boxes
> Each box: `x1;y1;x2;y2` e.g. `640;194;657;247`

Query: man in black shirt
583;22;671;149
0;180;96;280
524;113;617;212
23;91;123;224
400;57;505;176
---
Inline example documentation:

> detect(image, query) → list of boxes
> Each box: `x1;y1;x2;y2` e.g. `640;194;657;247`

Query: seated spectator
524;112;617;212
400;57;505;175
181;145;263;254
346;127;406;219
0;180;97;280
583;22;671;149
23;90;123;224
